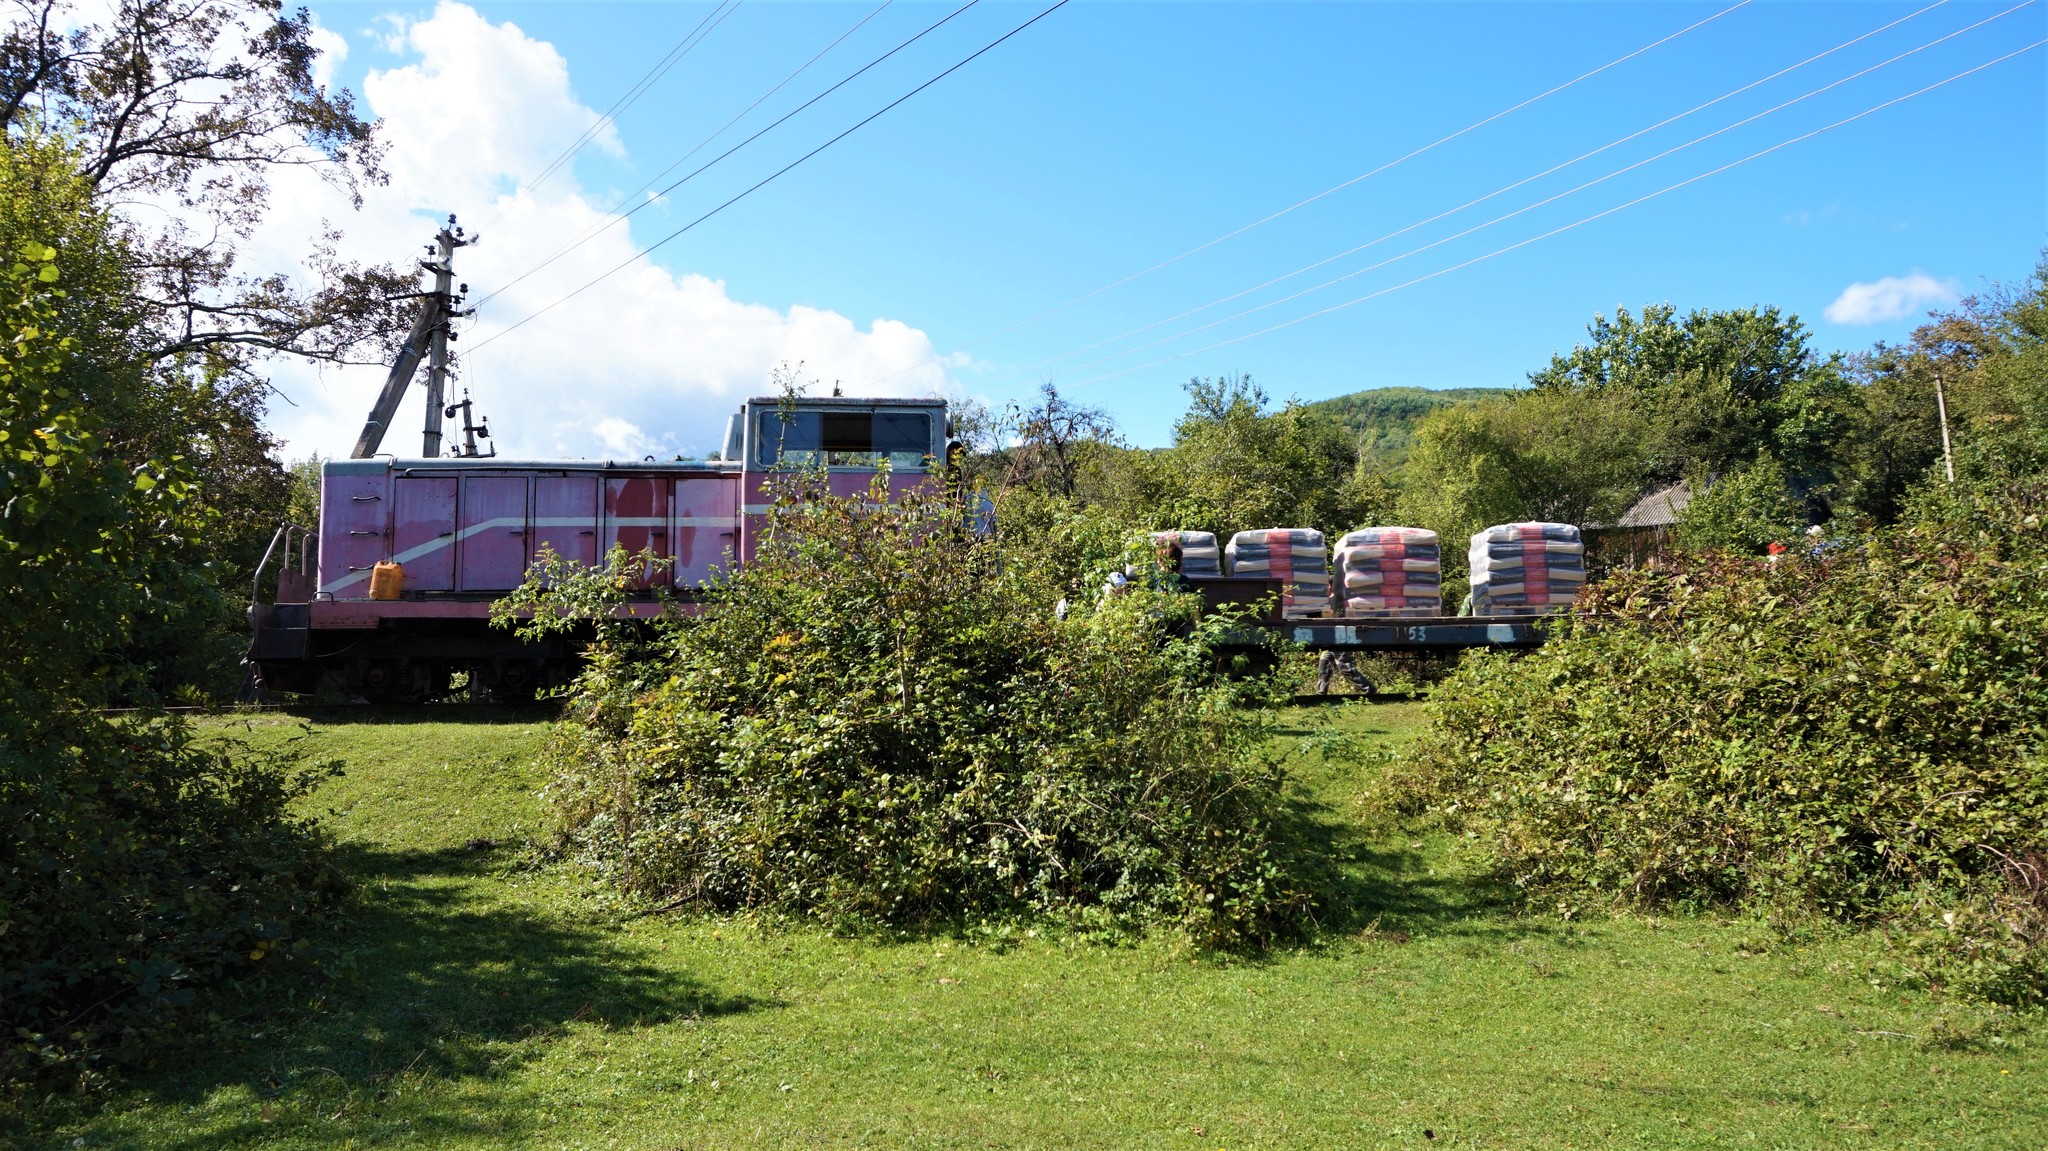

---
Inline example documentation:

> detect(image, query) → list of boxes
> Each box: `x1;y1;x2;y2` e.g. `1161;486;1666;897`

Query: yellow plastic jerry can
369;561;404;600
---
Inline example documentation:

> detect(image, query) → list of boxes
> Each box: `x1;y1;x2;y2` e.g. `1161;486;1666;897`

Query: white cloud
1823;272;1960;326
251;1;953;460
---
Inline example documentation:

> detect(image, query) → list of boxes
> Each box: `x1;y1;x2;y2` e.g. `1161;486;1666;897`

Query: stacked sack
1468;522;1586;616
1151;530;1223;578
1335;527;1442;618
1226;529;1331;617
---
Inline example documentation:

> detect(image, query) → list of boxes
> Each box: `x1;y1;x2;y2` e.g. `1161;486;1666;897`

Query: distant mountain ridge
1301;386;1509;468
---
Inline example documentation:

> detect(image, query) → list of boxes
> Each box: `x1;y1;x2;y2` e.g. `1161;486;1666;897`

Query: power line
1058;38;2048;392
473;0;897;309
477;0;972;310
476;0;746;235
468;0;1072;354
1012;0;1960;381
1019;0;2030;386
858;0;1756;389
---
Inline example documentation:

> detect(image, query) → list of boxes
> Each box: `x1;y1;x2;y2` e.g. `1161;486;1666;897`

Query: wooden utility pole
350;215;473;458
1935;369;1955;484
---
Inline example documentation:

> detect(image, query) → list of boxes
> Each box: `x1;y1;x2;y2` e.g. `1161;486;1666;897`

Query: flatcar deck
1262;615;1549;651
1188;577;1555;650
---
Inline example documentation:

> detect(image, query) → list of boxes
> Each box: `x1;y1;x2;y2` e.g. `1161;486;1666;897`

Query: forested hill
1301;386;1509;465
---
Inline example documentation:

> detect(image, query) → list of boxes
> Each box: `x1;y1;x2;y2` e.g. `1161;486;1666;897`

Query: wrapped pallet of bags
1335;527;1442;618
1226;528;1331;618
1150;530;1223;579
1468;522;1586;616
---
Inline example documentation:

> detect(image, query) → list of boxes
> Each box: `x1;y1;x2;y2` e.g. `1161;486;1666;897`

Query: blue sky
280;0;2046;456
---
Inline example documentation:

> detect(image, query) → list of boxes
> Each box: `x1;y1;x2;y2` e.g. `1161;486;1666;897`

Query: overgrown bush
1;229;343;1088
504;472;1313;947
1;718;343;1088
1387;480;2048;1002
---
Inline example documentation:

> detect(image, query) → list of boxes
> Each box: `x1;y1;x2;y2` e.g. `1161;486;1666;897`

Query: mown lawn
14;703;2043;1150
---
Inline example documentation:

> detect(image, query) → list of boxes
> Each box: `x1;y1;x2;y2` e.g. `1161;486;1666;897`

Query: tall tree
1162;374;1364;535
2;1;417;693
1396;387;1648;565
1;194;339;1084
1002;381;1120;499
1841;255;2048;515
2;0;413;376
1529;303;1851;495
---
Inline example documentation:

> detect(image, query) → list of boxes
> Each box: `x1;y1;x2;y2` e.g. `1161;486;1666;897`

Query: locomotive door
532;476;600;569
604;475;670;589
458;476;532;592
392;476;457;591
672;475;738;588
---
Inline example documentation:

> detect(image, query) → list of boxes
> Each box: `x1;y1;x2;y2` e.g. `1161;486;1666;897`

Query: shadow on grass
269;703;563;727
53;841;761;1150
1273;786;1542;946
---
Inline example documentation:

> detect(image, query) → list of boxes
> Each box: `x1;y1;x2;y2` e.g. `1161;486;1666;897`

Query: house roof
1616;480;1691;528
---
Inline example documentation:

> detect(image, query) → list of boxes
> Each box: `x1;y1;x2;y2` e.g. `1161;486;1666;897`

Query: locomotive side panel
392;476;457;591
534;475;601;569
605;475;671;589
674;474;739;586
458;475;532;591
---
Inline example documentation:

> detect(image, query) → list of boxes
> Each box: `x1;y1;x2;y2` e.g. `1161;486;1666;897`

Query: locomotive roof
327;457;739;472
742;395;945;407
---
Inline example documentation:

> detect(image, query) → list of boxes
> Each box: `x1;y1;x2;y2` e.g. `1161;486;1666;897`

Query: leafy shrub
1387;480;2048;1001
504;472;1313;947
1;716;343;1088
1673;454;1805;554
1876;858;2048;1007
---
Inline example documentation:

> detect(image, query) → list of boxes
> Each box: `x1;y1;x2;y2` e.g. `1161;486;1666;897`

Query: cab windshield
755;410;932;470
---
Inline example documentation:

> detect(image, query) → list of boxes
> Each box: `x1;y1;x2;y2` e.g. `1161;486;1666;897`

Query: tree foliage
0;134;289;698
1158;373;1373;535
1672;453;1803;554
0;0;409;696
1;0;412;374
1843;257;2048;512
1396;386;1647;560
1529;303;1850;489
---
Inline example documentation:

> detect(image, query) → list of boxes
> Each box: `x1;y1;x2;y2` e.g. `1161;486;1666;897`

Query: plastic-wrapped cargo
1335;527;1441;618
1225;528;1331;618
1150;530;1223;579
1468;522;1586;616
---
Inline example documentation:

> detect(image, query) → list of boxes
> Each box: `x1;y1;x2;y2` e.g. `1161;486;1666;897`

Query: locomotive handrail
252;521;314;605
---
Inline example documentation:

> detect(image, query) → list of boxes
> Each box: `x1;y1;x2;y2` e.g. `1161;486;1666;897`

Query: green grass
13;703;2043;1149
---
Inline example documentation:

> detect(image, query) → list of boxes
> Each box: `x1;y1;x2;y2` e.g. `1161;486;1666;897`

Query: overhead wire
467;0;1073;354
858;0;1756;389
474;0;929;309
1010;0;2033;387
1011;0;1959;380
476;0;747;235
1057;37;2048;392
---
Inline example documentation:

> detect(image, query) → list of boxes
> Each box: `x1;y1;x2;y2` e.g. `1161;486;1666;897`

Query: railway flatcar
246;395;950;702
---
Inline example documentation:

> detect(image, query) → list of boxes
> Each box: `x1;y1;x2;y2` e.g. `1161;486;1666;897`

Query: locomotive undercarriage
248;603;582;704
